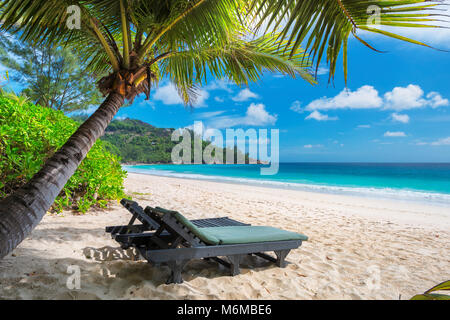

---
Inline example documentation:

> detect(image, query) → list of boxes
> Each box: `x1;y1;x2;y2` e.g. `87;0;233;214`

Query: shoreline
123;166;450;209
126;173;450;231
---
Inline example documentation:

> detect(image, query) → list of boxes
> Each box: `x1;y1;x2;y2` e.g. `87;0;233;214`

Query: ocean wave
123;166;450;206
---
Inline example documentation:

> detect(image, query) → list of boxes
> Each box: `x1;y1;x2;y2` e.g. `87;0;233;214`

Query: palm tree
0;0;444;259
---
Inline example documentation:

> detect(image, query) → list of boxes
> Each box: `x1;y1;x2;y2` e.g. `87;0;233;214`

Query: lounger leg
253;252;277;263
166;260;188;284
274;250;290;268
227;255;243;276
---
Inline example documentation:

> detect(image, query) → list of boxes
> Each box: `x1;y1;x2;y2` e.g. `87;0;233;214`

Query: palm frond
0;0;445;90
137;0;242;61
0;0;123;72
248;0;448;83
156;32;315;105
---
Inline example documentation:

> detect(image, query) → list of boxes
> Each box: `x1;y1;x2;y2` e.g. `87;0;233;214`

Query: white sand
1;172;449;300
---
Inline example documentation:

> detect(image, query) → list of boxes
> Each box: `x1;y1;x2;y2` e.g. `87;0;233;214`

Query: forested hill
102;118;178;163
71;116;249;164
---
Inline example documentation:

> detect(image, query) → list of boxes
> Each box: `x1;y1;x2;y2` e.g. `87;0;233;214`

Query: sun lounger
106;199;308;284
105;199;250;237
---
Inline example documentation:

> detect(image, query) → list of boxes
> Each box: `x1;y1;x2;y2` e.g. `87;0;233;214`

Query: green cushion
170;210;308;245
174;212;221;245
200;226;308;244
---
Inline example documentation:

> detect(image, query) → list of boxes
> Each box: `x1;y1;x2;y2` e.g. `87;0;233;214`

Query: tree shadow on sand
0;222;292;299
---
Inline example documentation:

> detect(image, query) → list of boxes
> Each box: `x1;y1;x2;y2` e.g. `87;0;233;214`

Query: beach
0;172;449;300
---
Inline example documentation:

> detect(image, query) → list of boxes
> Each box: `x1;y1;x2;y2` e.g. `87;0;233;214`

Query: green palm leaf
159;32;315;104
411;280;450;300
248;0;448;82
0;0;445;93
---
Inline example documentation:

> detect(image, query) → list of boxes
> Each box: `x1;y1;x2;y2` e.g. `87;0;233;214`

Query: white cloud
154;83;209;107
290;100;302;113
232;88;259;102
357;124;371;128
384;131;406;137
305;110;338;121
195;110;226;119
214;96;224;103
206;80;233;93
71;105;97;116
245;103;277;125
302;84;448;116
416;137;450;146
384;85;449;111
305;85;383;111
154;83;183;105
272;73;285;78
427;92;449;108
431;137;450;146
304;144;323;149
115;114;128;120
384;84;426;110
209;103;277;128
316;67;329;75
143;100;156;110
193;90;210;108
391;113;410;124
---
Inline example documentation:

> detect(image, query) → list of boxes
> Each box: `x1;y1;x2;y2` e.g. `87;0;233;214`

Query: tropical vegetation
0;0;444;259
0;33;102;113
84;117;250;164
0;92;126;213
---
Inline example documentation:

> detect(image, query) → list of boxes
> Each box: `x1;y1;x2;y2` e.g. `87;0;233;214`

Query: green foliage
0;94;126;213
0;0;442;90
0;0;317;106
411;280;450;300
0;88;30;107
97;117;250;164
104;118;176;163
248;0;446;83
0;33;102;113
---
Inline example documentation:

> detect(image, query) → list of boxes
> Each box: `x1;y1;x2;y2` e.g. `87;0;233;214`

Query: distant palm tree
0;0;444;259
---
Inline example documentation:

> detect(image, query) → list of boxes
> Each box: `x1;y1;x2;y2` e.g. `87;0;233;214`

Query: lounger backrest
120;199;160;230
147;206;221;245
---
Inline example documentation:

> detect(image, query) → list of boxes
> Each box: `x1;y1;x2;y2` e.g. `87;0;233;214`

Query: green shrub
0;94;126;213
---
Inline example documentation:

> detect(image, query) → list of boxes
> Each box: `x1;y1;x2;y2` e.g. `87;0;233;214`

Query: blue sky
110;29;450;162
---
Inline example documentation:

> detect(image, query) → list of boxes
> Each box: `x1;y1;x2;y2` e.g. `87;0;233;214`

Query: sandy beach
0;172;449;300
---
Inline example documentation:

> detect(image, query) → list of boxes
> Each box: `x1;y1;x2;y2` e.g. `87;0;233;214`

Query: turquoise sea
123;163;450;206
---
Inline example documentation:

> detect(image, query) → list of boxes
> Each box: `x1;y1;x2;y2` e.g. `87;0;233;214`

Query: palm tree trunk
0;92;125;259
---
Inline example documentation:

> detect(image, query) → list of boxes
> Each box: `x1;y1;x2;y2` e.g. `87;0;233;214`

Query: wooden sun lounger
106;199;307;284
105;199;250;241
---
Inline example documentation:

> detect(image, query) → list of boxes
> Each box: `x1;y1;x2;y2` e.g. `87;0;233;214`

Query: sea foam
124;166;450;207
